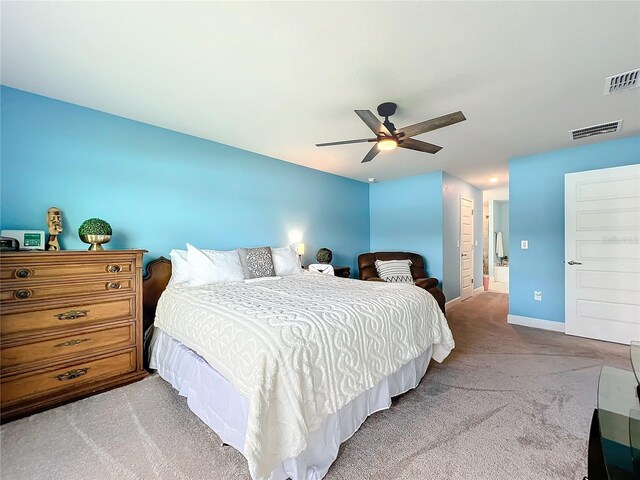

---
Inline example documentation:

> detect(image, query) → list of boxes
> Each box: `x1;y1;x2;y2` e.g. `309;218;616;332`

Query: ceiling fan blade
398;138;443;154
361;143;380;163
397;111;466;138
316;138;376;147
355;110;392;137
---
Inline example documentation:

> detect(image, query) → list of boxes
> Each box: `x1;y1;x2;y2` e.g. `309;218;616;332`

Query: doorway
483;187;510;294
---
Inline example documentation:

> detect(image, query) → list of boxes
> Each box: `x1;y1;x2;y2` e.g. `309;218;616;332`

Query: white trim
507;314;565;332
445;296;462;308
473;286;484;295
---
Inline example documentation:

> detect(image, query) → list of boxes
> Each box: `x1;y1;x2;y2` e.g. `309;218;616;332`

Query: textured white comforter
154;273;454;480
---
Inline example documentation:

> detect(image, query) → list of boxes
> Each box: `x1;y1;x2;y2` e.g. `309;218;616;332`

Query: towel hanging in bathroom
496;231;504;258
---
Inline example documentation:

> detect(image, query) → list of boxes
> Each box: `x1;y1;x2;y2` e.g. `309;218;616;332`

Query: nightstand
333;266;351;278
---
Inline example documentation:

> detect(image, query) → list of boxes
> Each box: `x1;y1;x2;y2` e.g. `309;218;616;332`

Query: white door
565;164;640;345
460;196;474;301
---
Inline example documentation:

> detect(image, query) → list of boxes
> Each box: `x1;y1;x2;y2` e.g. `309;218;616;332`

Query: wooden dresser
0;250;147;422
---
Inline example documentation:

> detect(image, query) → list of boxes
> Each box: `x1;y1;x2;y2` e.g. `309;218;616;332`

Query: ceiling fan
316;102;466;163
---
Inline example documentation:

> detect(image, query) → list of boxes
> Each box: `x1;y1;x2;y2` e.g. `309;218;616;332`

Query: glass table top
597;365;640;479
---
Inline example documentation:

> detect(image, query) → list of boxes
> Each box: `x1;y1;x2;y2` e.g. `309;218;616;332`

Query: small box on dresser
0;249;148;422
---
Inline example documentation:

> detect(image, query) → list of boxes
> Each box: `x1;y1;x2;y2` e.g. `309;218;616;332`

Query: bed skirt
149;328;433;480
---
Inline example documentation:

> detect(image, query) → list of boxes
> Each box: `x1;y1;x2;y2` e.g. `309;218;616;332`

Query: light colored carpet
488;279;509;294
1;292;630;480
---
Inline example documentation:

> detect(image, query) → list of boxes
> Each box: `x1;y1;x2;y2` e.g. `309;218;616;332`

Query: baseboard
507;314;565;333
445;296;461;308
473;286;484;295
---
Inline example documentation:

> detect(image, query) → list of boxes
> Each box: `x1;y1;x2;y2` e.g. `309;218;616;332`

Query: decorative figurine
316;247;333;264
46;207;63;251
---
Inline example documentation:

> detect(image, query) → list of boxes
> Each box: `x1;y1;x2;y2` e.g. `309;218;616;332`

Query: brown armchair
358;252;446;315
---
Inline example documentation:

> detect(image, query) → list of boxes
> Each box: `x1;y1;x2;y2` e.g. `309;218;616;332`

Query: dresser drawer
1;296;136;337
1;259;134;282
1;323;136;372
1;349;137;407
1;277;134;303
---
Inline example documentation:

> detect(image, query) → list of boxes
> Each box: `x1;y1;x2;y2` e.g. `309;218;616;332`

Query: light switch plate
534;291;542;301
521;240;529;249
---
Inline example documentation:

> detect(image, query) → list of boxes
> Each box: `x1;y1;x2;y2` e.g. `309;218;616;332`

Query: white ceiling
2;1;639;188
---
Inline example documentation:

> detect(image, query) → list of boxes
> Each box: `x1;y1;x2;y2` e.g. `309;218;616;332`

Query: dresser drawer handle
56;368;89;381
53;338;90;348
54;309;89;320
15;268;33;279
15;289;32;299
107;264;122;273
107;282;121;290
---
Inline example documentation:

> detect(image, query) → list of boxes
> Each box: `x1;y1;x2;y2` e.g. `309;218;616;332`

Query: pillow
271;244;302;276
186;243;244;286
237;246;276;279
375;259;414;284
167;249;189;286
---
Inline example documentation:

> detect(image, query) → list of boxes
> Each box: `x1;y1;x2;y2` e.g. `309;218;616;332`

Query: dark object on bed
142;256;172;370
358;252;446;315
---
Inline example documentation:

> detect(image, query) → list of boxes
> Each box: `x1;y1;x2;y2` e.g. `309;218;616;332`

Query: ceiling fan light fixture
377;138;397;151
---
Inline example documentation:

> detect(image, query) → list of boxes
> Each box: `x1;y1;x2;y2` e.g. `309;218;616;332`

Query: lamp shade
296;243;305;255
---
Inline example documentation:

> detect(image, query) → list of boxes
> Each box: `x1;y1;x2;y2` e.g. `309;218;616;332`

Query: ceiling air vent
570;120;622;140
604;68;639;95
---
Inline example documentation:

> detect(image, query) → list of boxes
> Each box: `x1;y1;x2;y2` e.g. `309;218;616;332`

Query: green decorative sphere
78;218;112;236
316;248;333;264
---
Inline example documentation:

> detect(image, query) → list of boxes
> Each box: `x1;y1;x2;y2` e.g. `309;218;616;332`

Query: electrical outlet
534;291;542;301
521;240;529;249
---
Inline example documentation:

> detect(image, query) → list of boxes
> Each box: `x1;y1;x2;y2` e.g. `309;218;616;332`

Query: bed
143;256;454;480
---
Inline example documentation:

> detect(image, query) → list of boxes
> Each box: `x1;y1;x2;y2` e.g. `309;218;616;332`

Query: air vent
604;68;639;95
570;120;622;140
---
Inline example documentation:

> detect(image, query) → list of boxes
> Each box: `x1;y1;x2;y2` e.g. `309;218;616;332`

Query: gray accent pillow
238;247;276;279
375;259;414;284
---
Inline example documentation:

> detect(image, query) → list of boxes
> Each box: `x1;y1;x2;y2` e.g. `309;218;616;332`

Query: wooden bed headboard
142;256;172;368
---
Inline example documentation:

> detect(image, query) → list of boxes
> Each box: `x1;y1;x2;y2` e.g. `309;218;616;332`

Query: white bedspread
154;273;454;480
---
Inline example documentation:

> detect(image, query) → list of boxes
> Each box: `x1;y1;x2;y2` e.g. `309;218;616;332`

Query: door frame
460;195;474;300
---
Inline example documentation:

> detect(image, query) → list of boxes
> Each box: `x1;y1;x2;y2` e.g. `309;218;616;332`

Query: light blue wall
0;87;370;274
369;171;483;300
369;172;444;282
442;172;483;300
509;136;640;322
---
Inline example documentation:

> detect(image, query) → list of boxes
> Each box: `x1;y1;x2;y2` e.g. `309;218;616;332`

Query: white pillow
167;249;189;286
271;244;302;276
375;259;414;284
186;243;244;286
